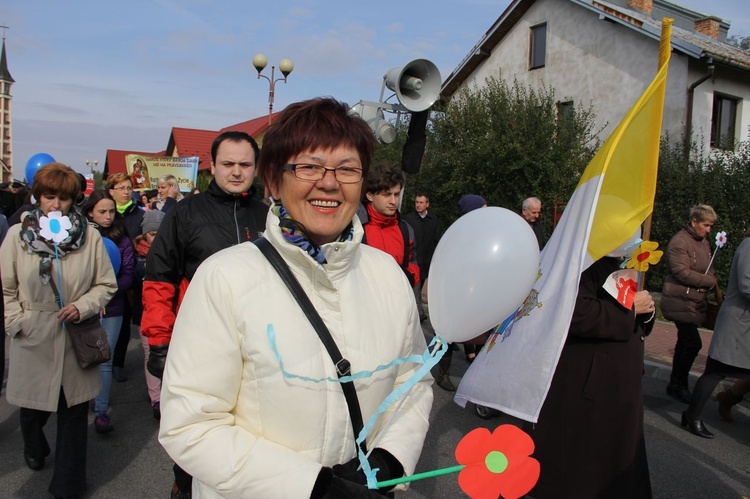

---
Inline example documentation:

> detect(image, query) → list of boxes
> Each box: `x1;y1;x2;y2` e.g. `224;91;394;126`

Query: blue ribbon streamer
54;243;63;307
359;337;447;489
265;324;448;488
54;243;66;330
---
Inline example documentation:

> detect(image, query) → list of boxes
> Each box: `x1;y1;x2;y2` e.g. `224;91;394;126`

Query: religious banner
125;155;199;192
83;173;95;196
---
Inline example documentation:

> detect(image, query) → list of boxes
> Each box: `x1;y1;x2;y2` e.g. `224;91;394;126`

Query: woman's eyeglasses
281;164;363;184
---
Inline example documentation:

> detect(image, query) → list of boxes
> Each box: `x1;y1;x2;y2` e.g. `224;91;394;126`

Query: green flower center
485;451;508;474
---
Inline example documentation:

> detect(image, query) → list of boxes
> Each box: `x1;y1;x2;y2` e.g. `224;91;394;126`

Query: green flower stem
376;465;466;488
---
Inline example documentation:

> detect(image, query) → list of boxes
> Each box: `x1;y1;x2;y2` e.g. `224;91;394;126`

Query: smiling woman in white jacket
158;97;433;499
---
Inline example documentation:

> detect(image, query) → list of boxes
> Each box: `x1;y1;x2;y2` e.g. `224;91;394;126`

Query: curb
644;359;672;382
644;359;736;394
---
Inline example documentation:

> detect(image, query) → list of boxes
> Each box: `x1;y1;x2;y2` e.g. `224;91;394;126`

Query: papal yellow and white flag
455;19;673;422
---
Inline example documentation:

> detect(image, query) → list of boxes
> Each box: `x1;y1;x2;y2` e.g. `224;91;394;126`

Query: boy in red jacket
357;163;419;287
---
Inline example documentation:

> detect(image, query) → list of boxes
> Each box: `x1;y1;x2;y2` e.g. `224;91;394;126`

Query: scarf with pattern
19;207;87;284
272;203;354;264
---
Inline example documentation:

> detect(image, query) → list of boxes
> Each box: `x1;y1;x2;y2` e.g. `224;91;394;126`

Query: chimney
694;17;721;40
627;0;653;14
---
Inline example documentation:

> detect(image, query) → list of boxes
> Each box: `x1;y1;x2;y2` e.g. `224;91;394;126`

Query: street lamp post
85;159;99;190
252;54;294;126
85;159;99;175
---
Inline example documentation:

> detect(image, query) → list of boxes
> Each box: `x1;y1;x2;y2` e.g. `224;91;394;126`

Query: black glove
311;468;386;499
147;344;169;379
330;449;403;492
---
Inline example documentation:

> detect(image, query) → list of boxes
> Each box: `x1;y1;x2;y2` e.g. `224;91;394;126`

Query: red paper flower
455;424;540;499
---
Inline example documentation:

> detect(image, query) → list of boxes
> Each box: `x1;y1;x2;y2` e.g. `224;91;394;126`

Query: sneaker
94;413;114;434
152;401;161;420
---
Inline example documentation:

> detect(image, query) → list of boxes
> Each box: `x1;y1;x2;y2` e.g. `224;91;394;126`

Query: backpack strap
398;220;410;273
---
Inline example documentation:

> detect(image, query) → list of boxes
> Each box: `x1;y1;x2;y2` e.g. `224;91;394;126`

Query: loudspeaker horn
349;103;397;144
384;59;441;112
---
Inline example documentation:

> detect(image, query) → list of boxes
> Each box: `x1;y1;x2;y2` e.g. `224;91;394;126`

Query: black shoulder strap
253;237;367;454
398;220;410;270
48;275;63;309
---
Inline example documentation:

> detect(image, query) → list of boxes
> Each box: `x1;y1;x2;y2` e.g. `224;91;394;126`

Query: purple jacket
103;236;136;318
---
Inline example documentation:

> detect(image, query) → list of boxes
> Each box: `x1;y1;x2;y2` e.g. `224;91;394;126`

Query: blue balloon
25;153;56;186
102;237;121;275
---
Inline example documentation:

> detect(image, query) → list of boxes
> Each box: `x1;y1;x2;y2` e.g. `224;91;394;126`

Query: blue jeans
95;316;124;415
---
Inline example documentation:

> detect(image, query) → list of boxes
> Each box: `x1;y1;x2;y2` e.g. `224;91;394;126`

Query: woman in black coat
524;257;655;499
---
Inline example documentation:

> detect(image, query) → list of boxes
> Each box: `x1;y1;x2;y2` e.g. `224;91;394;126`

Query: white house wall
690;62;750;151
456;0;692;144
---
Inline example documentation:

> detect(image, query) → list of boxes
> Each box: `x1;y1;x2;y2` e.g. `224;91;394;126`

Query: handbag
253;237;367;455
50;276;111;369
703;284;724;330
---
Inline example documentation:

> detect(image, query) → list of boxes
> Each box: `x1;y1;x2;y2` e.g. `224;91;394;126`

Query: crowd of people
1;98;748;499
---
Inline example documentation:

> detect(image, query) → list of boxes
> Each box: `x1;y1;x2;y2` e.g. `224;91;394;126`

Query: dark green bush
648;131;750;291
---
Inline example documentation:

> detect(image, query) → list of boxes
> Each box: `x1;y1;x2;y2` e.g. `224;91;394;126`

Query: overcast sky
3;0;749;178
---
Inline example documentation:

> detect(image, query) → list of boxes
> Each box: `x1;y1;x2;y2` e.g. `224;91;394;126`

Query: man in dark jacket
141;130;268;499
522;197;545;250
404;194;441;322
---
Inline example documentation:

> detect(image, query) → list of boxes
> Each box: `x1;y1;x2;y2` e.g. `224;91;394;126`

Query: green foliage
93;170;105;189
726;34;750;51
196;170;212;192
648;132;750;290
399;73;599;232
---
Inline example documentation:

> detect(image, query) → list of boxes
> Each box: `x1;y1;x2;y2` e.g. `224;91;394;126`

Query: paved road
1;329;748;498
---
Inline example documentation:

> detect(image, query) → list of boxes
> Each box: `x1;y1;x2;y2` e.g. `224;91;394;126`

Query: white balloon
427;207;540;343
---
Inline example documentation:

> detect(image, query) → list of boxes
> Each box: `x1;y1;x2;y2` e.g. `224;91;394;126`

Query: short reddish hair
258;97;374;194
106;172;132;190
31;163;80;201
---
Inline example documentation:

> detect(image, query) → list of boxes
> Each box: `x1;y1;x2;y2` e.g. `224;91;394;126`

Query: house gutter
685;57;714;154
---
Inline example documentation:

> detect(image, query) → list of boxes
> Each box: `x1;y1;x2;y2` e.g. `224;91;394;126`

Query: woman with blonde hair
661;204;719;404
152;174;184;213
1;163;116;496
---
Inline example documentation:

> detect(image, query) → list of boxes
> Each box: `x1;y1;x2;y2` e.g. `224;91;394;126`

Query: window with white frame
710;93;738;150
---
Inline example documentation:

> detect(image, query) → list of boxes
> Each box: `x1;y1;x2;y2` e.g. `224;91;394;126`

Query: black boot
436;350;456;392
681;411;714;438
667;381;692;404
668;348;697;404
